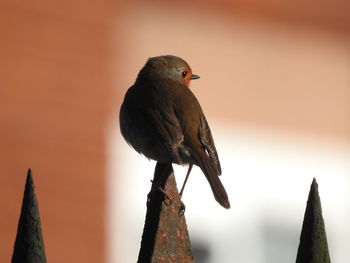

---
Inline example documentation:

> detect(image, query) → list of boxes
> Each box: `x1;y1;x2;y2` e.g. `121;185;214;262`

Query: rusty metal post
137;162;195;263
296;178;331;263
12;169;47;263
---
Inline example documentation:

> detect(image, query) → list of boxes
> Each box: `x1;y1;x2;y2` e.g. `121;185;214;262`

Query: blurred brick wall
0;1;119;262
183;0;350;33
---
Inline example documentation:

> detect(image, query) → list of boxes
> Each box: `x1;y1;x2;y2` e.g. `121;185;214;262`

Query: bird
119;55;230;209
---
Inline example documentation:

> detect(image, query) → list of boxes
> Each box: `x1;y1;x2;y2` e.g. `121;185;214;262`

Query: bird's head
138;55;200;87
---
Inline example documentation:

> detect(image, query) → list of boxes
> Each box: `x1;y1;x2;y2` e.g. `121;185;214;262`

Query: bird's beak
190;74;200;80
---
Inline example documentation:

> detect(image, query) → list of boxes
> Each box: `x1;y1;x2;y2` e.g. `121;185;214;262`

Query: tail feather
191;149;230;209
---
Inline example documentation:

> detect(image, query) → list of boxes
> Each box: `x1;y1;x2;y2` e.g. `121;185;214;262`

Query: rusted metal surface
296;178;331;263
12;169;47;263
137;162;194;263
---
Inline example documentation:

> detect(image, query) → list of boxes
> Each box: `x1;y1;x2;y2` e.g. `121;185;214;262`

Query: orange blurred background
1;0;349;263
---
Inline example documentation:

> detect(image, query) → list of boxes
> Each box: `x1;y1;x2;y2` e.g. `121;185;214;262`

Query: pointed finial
12;169;47;263
296;178;331;263
138;162;194;263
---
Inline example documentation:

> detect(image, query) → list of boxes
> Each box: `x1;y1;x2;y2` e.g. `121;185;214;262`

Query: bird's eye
182;71;187;78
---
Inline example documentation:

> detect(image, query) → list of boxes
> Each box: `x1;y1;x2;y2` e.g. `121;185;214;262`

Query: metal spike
138;162;194;263
12;169;47;263
296;178;331;263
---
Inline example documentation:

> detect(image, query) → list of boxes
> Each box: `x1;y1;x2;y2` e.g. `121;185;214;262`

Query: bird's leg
177;163;193;216
179;163;193;197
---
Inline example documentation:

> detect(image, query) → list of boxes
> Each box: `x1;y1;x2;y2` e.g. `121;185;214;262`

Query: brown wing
199;114;222;175
149;108;184;164
120;85;184;164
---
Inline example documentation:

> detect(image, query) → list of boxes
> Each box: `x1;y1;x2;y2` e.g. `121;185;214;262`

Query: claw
178;201;186;217
164;197;172;206
157;186;172;206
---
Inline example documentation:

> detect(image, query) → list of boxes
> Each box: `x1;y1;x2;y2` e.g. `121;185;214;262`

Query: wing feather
199;114;222;175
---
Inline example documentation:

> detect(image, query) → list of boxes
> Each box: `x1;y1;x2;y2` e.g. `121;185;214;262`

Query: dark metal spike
12;169;47;263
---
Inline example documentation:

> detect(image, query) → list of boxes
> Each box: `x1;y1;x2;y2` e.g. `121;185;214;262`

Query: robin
119;55;230;209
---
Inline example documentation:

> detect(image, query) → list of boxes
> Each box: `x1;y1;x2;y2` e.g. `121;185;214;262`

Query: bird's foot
157;186;172;206
147;180;172;206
